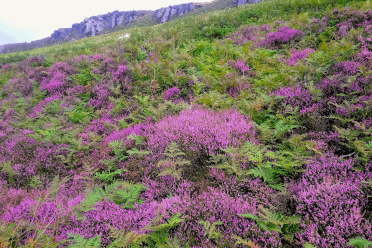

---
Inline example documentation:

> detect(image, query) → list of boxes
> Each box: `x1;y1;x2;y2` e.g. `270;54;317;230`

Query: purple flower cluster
163;87;180;100
287;48;314;66
146;106;258;156
259;26;303;49
0;63;11;70
229;58;250;73
77;54;103;63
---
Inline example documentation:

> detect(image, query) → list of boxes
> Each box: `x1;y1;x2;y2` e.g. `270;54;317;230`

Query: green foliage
0;161;19;187
107;228;148;248
239;206;301;240
232;235;260;248
208;147;251;183
136;47;148;61
347;237;372;248
196;90;234;110
64;233;102;248
157;142;191;180
0;52;30;66
95;169;127;183
142;210;188;248
191;82;206;98
74;180;147;221
333;124;372;167
198;220;224;240
44;100;62;115
104;136;152;171
69;70;91;86
65;102;95;124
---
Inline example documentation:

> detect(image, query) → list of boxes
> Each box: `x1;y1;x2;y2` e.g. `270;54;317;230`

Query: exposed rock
237;0;264;6
0;1;264;54
153;3;203;24
118;33;130;40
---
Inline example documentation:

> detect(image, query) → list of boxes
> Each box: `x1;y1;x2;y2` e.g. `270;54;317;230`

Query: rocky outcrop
237;0;264;6
154;3;203;24
0;1;264;54
50;10;148;42
49;3;204;43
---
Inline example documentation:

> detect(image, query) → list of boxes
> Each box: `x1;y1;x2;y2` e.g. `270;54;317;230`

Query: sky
0;0;215;46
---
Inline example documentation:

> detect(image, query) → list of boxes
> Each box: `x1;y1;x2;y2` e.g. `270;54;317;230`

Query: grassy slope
1;0;372;247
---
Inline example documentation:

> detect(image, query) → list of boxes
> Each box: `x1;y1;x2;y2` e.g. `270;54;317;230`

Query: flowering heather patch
0;63;11;70
30;95;62;115
225;25;261;46
39;71;67;95
3;77;33;96
163;87;180;100
269;85;317;117
287;48;314;66
146;106;258;156
77;54;103;63
258;26;303;49
229;58;250;73
332;61;360;75
156;187;282;247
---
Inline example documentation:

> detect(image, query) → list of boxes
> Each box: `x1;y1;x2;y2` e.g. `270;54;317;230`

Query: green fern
74;181;147;221
0;161;19;187
239;206;300;239
198;220;224;239
347;236;372;248
232;235;260;248
304;243;316;248
157;142;191;180
65;233;102;248
107;226;147;248
95;169;127;183
45;174;74;201
142;210;187;248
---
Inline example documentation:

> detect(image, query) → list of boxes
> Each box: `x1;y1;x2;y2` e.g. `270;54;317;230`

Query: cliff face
237;0;263;6
49;3;204;43
50;10;150;42
0;1;262;54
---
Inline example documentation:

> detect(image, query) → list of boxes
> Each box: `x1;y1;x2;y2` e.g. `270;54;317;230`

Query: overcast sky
0;0;215;46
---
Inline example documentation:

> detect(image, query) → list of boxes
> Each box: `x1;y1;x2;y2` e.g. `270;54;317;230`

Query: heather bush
3;77;33;97
287;48;314;66
293;177;372;247
0;64;12;70
146;106;258;156
164;87;180;100
0;136;72;190
258;26;303;49
225;25;261;46
156;187;282;247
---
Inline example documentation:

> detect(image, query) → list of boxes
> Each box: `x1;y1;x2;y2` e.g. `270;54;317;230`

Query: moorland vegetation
1;0;372;247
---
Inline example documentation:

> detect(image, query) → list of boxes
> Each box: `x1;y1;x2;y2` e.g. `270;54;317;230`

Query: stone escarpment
50;3;204;43
50;10;149;42
0;1;264;54
237;0;263;6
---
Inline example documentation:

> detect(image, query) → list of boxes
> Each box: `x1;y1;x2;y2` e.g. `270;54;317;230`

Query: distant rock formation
237;0;263;6
154;3;201;24
49;3;204;43
0;1;263;54
50;10;148;42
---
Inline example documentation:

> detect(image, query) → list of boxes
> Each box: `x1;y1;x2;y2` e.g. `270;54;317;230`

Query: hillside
0;0;240;55
0;0;372;247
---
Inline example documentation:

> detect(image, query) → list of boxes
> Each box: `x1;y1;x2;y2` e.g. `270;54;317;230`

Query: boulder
118;33;130;40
